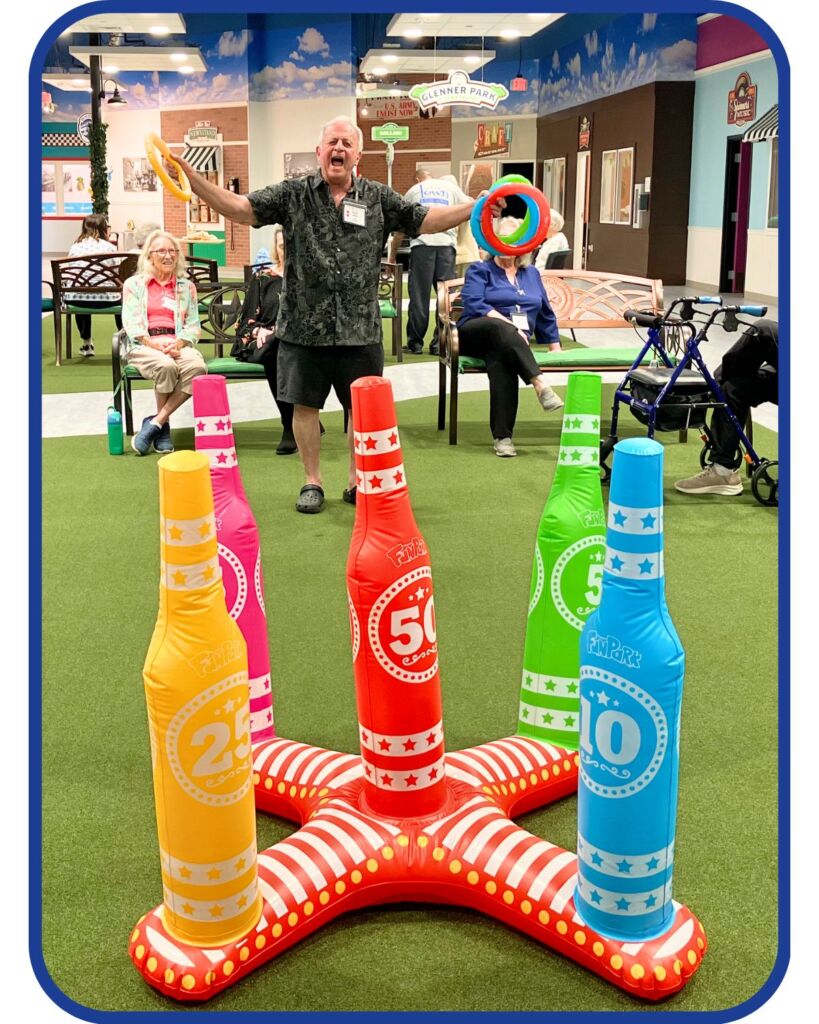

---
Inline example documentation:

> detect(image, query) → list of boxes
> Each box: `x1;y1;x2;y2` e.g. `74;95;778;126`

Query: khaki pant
127;344;207;395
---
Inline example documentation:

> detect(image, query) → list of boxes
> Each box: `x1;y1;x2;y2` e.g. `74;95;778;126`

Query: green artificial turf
40;390;779;1013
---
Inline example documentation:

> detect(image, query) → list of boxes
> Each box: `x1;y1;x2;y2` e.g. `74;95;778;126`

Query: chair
185;255;219;294
240;260;404;362
544;250;571;270
50;252;139;366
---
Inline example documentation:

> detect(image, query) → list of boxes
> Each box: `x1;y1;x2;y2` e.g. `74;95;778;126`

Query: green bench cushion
458;346;661;373
65;303;121;314
42;298;54;312
379;299;397;318
123;356;266;381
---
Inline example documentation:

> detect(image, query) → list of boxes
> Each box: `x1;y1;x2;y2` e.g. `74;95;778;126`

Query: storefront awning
181;145;219;172
743;104;778;144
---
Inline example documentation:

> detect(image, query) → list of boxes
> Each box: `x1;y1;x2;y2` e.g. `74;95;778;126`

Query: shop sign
727;72;757;126
474;121;512;158
371;122;410;144
189;122;218;141
358;97;421;121
578;115;592;152
410;70;509;112
77;113;92;144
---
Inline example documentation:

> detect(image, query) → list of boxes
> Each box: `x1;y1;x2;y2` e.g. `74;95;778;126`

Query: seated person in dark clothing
675;318;778;496
233;227;296;455
457;217;564;458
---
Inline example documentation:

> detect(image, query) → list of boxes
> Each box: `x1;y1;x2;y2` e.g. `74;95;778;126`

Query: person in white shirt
391;170;469;354
534;209;571;270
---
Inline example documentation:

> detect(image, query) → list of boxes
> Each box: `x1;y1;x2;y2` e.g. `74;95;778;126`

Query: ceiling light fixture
178;65;195;74
372;66;388;76
169;53;187;62
500;29;521;40
149;26;171;36
99;78;127;105
404;28;423;39
102;65;119;74
383;54;399;63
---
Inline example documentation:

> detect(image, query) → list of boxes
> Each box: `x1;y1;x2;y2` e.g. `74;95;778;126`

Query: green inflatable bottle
517;372;606;749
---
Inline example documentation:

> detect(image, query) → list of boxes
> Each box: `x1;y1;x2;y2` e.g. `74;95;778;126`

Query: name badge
342;199;367;227
512;313;529;332
161;295;177;312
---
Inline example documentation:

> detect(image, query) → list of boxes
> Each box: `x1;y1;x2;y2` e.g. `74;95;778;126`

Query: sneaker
404;343;423;354
674;464;743;496
493;437;517;458
342;486;357;505
429;341;440;356
153;422;174;453
536;384;564;411
132;416;161;456
79;342;95;357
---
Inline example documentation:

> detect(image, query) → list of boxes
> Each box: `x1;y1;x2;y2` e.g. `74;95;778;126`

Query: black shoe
403;344;423;354
429;342;439;356
276;430;297;455
320;421;326;435
342;486;357;505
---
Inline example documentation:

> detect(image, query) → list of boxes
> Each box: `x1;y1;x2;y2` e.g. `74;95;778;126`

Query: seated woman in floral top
121;230;207;456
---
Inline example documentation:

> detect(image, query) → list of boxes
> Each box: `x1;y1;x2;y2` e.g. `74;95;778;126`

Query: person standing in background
442;173;480;277
390;169;470;355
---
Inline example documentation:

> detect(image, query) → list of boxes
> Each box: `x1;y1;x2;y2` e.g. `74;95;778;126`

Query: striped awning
742;104;778;143
181;145;219;172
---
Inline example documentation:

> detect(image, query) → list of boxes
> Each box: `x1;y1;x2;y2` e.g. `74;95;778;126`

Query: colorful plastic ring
480;183;550;257
145;133;191;202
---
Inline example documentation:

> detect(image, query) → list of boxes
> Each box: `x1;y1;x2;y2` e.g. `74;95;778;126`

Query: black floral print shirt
247;172;427;347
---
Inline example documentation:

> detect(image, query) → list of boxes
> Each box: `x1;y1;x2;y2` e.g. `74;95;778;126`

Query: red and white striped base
130;735;705;1002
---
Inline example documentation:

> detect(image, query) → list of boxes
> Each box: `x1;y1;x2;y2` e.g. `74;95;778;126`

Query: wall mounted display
460;160;497;200
474;122;512;159
358;98;422;121
122;157;158;193
727;71;757;126
600;147;634;225
42;159;93;217
578;115;592;151
283;152;319;180
542;157;567;214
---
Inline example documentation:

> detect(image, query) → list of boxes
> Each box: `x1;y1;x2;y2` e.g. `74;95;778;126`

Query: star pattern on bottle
638;558;654;575
616;859;632;873
612;510;628;526
646;856;660;871
168;525;184;541
641;512;657;529
365;436;378;450
610;555;624;571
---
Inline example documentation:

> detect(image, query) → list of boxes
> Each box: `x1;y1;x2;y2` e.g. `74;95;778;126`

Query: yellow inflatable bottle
143;451;262;946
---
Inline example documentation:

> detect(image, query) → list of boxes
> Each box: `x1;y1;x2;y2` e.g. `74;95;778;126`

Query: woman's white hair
485;216;533;267
549;209;565;234
318;116;364;152
136;230;185;278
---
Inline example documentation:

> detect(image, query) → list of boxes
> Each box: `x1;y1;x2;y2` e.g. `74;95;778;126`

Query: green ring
491;174;534;244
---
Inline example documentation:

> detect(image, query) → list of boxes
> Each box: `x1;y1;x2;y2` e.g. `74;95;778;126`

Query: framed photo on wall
460;160;497;200
284;152;319;180
122;157;158;193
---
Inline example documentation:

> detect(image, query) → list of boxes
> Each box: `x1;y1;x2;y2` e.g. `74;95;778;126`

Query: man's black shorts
277;341;384;410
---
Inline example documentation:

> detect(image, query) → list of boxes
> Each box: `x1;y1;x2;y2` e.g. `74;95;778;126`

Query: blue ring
470;190;543;257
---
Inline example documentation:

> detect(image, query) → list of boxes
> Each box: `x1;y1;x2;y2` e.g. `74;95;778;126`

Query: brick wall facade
357;75;453;194
159;106;251;267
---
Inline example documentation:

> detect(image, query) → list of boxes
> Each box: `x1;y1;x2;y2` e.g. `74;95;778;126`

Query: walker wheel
751;459;778;507
699;441;743;471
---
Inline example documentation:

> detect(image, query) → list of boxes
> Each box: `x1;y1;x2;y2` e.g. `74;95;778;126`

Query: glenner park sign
409;70;509;112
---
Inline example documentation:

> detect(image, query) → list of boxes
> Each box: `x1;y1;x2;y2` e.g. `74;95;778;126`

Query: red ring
480;183;551;257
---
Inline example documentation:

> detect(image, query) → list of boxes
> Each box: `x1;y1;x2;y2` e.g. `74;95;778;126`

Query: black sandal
342;486;357;506
296;484;325;514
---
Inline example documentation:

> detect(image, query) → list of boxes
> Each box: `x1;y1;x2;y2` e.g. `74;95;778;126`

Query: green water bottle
107;405;124;455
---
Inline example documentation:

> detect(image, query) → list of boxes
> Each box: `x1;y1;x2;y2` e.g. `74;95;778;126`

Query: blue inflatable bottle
107;405;124;455
575;437;684;941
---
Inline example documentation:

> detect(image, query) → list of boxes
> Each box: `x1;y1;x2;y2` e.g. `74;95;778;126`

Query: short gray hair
137;230;185;278
318;116;363;152
133;222;161;248
549;209;565;233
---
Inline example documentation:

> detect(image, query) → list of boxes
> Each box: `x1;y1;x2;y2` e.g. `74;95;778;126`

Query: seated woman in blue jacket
457;217;563;457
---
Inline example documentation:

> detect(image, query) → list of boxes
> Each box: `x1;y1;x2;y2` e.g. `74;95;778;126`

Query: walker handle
739;305;767;317
624;308;663;329
695;296;722;305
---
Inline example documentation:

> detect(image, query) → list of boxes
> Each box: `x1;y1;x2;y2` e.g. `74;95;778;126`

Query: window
600;147;634;225
767;138;778;229
42;159;93;218
542;157;566;214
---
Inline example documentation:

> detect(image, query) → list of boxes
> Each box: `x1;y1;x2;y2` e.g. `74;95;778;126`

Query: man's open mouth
330;155;345;168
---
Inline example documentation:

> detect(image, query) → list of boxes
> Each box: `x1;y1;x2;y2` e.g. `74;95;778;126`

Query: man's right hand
164;153;193;191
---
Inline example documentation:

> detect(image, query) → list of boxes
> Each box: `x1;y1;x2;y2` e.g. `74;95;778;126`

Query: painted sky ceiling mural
42;12;696;123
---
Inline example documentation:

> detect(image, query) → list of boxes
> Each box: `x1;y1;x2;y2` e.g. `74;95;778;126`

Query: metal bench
436;268;665;444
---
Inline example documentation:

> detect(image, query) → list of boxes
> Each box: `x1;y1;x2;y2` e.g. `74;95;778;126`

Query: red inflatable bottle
346;377;446;818
192;375;274;744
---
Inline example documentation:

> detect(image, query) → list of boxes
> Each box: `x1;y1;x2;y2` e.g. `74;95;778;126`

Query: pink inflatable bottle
192;375;274;743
